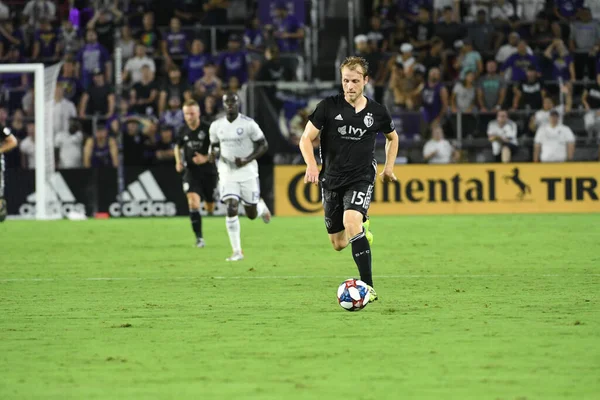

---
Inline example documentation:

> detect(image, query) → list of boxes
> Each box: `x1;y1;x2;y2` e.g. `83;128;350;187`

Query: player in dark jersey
175;99;218;248
0;123;18;222
299;56;399;303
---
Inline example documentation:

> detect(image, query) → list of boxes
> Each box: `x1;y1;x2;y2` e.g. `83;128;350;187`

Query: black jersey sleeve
308;99;328;130
380;107;395;135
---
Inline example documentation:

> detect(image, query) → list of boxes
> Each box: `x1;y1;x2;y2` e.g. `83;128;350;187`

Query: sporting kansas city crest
364;113;373;128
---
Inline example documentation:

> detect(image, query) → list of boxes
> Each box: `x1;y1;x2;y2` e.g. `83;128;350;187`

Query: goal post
0;62;63;220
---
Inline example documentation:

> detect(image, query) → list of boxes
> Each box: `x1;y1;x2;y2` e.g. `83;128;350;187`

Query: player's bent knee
331;241;346;251
226;201;239;217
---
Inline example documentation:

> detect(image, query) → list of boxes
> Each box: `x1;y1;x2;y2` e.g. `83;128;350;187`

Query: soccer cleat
261;208;271;224
366;285;379;303
226;251;244;261
362;218;373;246
196;238;206;248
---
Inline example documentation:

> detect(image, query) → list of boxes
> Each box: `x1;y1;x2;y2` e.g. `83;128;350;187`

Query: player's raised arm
380;113;399;183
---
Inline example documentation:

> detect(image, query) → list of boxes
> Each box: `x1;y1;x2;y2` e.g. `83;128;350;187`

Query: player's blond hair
183;99;199;108
340;56;369;78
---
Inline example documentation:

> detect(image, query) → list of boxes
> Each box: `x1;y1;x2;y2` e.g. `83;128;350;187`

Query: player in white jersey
209;92;272;261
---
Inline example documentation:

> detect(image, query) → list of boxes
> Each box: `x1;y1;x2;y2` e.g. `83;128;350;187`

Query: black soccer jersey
308;94;394;190
176;120;217;174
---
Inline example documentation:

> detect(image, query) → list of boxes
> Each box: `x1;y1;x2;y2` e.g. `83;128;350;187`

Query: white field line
1;274;599;283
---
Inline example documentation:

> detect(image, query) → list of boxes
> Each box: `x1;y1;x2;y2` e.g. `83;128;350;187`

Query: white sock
226;216;241;253
256;198;269;217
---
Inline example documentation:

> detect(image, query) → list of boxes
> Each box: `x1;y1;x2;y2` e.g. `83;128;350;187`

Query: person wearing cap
455;39;483;79
272;1;304;53
533;109;575;163
398;43;416;75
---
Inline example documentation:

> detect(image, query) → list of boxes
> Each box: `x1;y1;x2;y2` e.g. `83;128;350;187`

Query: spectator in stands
130;65;158;116
86;3;123;53
83;125;118;168
496;32;532;64
137;11;163;57
54;118;83;169
487;109;518;162
163;17;190;70
398;43;416;75
454;39;483;79
529;93;573;132
202;0;228;26
588;0;600;21
519;0;547;24
452;70;477;114
78;69;115;119
354;34;384;102
433;0;459;22
32;18;59;62
22;0;56;29
468;9;502;57
58;18;81;56
153;125;176;166
386;60;418;111
244;16;266;56
58;58;82;104
76;29;111;89
503;40;539;82
569;7;600;80
410;7;434;53
158;67;192;115
388;18;409;50
421;67;449;128
174;0;204;27
217;34;249;84
512;66;545;111
490;0;519;32
582;73;600;137
183;39;211;86
530;12;557;52
0;19;25;57
202;95;220;122
160;96;185;131
272;1;304;53
193;62;222;103
2;46;28;93
422;37;444;75
553;0;585;23
534;109;575;162
19;122;35;169
400;0;433;23
543;39;575;91
123;44;156;85
9;109;24;138
478;60;506;113
423;125;458;163
372;0;399;26
434;6;465;53
256;45;295;83
115;25;136;63
53;84;77;135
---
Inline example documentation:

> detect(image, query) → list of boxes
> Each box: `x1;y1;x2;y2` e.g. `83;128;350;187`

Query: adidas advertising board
15;171;85;218
109;170;177;217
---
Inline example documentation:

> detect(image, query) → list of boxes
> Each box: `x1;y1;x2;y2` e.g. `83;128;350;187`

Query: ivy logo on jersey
109;170;177;217
338;125;366;140
20;172;85;218
364;113;374;128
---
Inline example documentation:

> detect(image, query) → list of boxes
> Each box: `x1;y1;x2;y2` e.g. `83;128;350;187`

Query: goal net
0;62;63;220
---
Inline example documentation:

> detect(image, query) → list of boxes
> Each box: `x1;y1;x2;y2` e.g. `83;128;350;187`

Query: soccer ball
337;279;370;311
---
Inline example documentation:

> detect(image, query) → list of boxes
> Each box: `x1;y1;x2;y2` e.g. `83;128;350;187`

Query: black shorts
322;181;373;234
182;169;217;202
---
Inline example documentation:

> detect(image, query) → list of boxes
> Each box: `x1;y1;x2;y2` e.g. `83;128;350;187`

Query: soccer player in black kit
299;56;399;302
175;99;218;247
0;123;18;222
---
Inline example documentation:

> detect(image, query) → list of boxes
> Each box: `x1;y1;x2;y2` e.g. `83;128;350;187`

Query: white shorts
219;177;261;205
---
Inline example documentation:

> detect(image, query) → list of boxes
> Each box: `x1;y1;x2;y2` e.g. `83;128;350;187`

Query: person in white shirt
534;109;575;162
495;32;533;64
422;125;457;164
529;94;572;132
209;92;271;261
122;44;156;84
19;123;36;169
53;84;77;135
54;119;83;169
487;109;518;163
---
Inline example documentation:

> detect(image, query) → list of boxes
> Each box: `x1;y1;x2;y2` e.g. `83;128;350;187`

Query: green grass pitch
1;214;599;399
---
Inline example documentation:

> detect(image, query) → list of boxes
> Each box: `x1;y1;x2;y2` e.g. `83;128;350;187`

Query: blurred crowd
351;0;600;163
0;0;304;169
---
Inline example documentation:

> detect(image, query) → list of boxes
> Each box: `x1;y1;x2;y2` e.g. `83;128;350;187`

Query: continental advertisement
275;163;600;216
